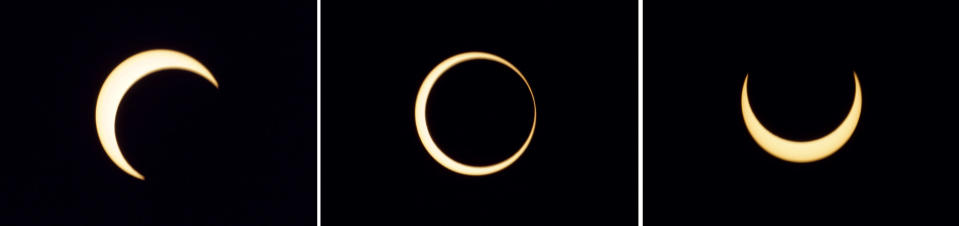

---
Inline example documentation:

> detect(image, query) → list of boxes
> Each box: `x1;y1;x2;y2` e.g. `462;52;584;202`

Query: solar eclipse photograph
4;1;315;225
322;1;637;225
646;1;959;224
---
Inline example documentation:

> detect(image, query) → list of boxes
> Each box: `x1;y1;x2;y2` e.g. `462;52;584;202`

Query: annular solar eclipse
95;49;219;180
414;52;536;176
741;72;862;163
90;48;855;178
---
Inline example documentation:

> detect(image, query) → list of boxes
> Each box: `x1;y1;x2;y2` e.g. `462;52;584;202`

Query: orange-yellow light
741;72;861;163
414;52;536;176
95;49;219;180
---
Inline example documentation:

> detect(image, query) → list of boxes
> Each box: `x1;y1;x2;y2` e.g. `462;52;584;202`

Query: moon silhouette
95;49;219;180
741;72;861;163
414;52;536;176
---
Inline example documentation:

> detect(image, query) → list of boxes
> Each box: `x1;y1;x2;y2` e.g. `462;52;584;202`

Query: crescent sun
741;72;861;163
95;49;219;180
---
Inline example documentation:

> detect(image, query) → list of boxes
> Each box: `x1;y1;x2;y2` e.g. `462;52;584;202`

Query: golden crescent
95;49;219;180
741;72;861;163
414;52;536;176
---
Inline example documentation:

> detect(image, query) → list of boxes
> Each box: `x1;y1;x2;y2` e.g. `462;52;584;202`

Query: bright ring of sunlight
414;52;537;176
741;72;861;163
95;49;219;180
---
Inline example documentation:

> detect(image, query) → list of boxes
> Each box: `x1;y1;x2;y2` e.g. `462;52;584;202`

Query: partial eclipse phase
414;52;536;176
741;72;861;163
95;49;219;180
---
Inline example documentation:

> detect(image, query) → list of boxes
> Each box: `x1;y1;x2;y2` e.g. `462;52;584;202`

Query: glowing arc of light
741;72;861;163
95;49;219;180
414;51;536;176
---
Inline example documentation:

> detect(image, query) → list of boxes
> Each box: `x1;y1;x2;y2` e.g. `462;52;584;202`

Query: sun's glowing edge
95;49;218;180
741;72;861;163
414;52;537;176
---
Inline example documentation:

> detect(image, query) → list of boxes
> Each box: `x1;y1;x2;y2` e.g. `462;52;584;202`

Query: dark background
321;1;638;225
646;1;959;223
2;1;316;225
